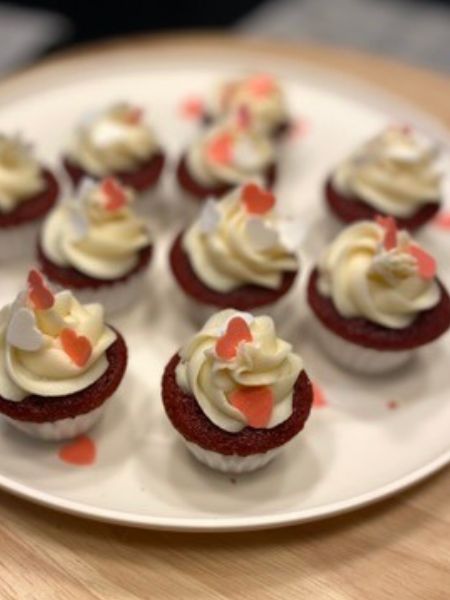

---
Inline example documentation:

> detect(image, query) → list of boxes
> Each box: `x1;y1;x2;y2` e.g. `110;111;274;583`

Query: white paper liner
184;439;286;474
52;269;148;316
311;314;414;374
4;401;109;441
0;219;42;262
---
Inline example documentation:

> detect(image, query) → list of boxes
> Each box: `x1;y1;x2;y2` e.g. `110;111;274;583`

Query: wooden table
0;35;449;600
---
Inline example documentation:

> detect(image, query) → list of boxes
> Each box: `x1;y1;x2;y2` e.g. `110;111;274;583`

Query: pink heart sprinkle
312;383;327;408
376;215;398;250
407;244;437;280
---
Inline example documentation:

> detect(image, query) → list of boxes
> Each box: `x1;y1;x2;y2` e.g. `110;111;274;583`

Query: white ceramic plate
0;42;449;532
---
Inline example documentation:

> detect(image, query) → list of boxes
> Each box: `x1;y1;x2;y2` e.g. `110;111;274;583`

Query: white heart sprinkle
199;198;221;233
7;307;43;352
246;218;279;251
77;177;97;202
69;206;89;241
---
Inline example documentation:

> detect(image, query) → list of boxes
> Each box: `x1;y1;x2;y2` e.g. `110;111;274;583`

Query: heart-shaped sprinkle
199;198;221;233
375;215;397;250
60;328;92;367
312;383;327;408
289;117;311;140
101;177;127;211
180;96;205;119
242;183;275;215
59;435;96;466
407;244;437;279
229;386;274;428
236;105;251;130
70;207;89;241
206;132;233;165
124;106;143;124
215;316;253;360
7;307;43;351
433;212;450;230
246;218;279;251
247;74;275;97
27;270;54;310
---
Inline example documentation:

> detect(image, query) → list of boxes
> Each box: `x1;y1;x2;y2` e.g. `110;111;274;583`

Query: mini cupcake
162;309;312;473
307;217;450;374
325;126;443;230
38;177;153;314
0;134;59;261
0;269;127;440
177;116;277;201
62;102;165;206
169;183;300;317
204;73;291;139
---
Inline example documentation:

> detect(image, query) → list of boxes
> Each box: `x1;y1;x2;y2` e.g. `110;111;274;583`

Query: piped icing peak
0;270;116;401
175;309;303;432
317;217;441;329
66;102;160;176
182;184;300;292
332;125;443;218
0;134;45;213
41;177;151;280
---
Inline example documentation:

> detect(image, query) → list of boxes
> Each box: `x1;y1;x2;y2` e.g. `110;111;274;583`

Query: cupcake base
176;154;277;201
324;177;440;231
169;233;297;312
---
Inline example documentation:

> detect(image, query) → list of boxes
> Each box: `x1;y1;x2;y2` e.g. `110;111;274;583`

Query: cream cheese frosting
182;184;299;292
0;271;116;402
0;135;45;213
175;309;303;432
317;219;440;329
41;178;151;280
66;103;160;176
185;118;275;187
208;74;289;135
332;126;442;218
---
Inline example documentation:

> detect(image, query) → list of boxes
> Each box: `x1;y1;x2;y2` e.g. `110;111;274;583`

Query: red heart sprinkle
59;435;96;466
215;317;253;360
312;383;327;408
376;215;397;250
236;104;251;129
206;132;234;165
433;212;450;230
27;269;54;310
407;244;437;280
247;74;275;97
101;177;127;211
180;96;205;120
229;386;274;428
60;328;92;367
242;183;275;215
124;106;143;124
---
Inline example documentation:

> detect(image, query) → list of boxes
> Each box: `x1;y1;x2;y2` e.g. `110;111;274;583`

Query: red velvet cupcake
0;269;127;440
203;73;292;140
62;103;164;211
177;117;277;202
38;177;153;315
325;126;442;230
169;183;301;318
307;217;450;374
162;309;313;473
0;134;59;261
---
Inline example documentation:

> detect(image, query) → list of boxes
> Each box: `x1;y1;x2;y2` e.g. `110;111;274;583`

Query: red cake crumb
169;232;297;310
162;353;313;456
0;169;59;228
308;268;450;350
38;243;152;289
176;154;277;201
324;177;440;231
0;330;127;423
63;152;165;192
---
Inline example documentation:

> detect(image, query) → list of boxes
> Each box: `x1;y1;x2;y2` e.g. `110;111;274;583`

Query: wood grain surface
0;34;449;600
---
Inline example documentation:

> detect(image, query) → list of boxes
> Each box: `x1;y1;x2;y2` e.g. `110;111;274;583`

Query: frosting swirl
182;184;298;292
41;178;151;280
0;135;45;213
317;219;441;329
209;74;288;135
185;119;275;187
66;103;160;176
332;126;442;217
175;310;303;432
0;272;116;402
